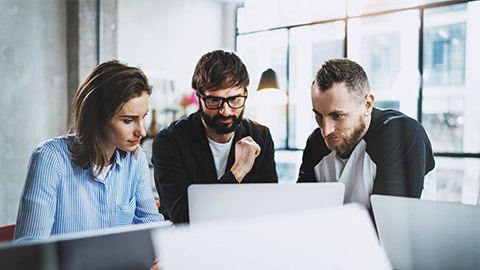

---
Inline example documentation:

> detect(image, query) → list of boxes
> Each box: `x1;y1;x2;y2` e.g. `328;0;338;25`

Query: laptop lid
371;194;480;270
187;182;345;224
156;204;392;269
0;221;171;270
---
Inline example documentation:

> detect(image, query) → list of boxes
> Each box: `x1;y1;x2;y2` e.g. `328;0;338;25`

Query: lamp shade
257;68;279;91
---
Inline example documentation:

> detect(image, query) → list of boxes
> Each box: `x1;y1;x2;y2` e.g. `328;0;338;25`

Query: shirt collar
112;149;124;170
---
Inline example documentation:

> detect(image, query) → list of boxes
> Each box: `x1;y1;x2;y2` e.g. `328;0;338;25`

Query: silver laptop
188;182;345;224
371;194;480;270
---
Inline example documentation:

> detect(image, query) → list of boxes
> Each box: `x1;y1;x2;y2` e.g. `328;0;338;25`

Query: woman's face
103;92;149;158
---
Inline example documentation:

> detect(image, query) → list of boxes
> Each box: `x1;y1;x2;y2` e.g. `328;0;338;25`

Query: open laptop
371;194;480;270
155;204;392;269
0;221;171;270
187;182;345;224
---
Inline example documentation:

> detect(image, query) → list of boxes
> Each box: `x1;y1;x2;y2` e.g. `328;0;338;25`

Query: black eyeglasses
198;92;248;110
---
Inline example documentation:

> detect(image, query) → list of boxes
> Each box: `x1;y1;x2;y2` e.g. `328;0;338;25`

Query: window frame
235;0;480;159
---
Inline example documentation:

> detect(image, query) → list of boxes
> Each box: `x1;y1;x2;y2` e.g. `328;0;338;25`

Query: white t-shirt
92;164;112;182
313;139;377;209
207;136;234;180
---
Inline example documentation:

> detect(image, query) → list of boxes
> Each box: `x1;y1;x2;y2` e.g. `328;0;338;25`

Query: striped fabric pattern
14;134;164;242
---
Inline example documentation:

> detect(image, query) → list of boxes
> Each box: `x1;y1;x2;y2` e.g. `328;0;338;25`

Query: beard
200;105;244;135
323;116;366;158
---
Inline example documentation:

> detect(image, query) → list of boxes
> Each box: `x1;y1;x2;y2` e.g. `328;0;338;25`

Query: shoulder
156;112;200;139
365;108;433;160
305;128;325;146
153;112;198;145
152;112;205;157
238;118;274;145
28;135;76;177
304;128;330;155
32;134;74;160
241;118;270;135
367;108;429;142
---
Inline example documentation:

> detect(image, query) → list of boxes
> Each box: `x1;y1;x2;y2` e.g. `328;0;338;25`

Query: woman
14;60;165;241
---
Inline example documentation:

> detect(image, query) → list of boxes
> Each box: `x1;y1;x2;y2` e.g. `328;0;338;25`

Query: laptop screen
188;182;345;224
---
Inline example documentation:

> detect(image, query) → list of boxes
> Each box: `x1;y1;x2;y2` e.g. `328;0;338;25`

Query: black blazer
152;111;278;223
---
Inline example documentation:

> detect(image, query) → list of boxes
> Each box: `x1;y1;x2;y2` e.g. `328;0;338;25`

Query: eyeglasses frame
197;91;248;110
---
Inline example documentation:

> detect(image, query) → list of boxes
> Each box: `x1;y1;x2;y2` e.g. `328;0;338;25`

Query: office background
1;0;479;226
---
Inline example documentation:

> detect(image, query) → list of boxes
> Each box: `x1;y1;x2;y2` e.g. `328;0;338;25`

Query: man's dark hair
68;60;152;176
313;58;370;101
191;50;249;95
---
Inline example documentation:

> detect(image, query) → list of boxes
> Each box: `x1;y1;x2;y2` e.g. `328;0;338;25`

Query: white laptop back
371;194;480;270
157;204;392;270
187;182;345;224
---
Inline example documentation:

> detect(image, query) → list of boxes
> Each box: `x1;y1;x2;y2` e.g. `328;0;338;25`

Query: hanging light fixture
249;68;288;149
257;68;279;91
250;68;287;108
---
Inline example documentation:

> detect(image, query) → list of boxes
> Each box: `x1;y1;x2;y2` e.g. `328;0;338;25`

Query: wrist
230;165;247;183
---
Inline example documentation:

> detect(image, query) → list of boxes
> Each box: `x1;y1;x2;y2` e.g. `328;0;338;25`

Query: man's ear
364;93;375;115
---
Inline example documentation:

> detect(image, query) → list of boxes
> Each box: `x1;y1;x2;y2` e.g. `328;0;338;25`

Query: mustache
213;114;237;122
325;133;344;140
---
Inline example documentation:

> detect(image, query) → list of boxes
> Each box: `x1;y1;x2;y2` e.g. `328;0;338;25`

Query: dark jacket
298;108;435;198
152;111;278;223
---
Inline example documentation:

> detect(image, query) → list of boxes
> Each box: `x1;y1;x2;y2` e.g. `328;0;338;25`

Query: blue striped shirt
14;134;164;241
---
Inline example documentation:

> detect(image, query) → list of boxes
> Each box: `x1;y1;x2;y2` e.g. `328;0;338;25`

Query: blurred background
1;0;479;226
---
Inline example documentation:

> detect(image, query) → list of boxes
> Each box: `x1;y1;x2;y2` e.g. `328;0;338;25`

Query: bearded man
298;58;435;209
152;50;278;223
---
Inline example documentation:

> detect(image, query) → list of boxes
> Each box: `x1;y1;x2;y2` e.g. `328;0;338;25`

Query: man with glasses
152;50;278;223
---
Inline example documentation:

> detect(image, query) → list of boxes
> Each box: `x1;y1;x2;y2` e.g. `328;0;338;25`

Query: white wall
0;0;237;226
117;0;236;102
0;0;68;225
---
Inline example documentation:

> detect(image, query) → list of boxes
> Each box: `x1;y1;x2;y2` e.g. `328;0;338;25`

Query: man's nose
218;101;232;116
320;119;335;137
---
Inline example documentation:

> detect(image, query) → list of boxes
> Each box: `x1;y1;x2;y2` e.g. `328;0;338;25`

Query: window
236;0;480;204
288;22;345;149
422;3;479;154
421;2;480;204
348;10;419;117
424;21;466;86
236;29;288;148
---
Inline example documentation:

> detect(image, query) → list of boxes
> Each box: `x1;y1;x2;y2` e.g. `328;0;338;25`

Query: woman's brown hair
68;60;152;176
